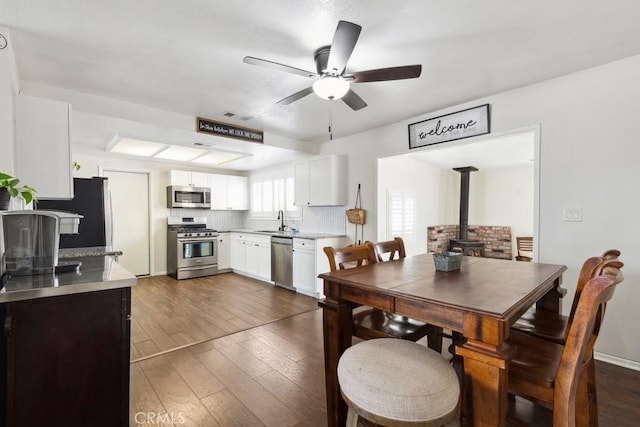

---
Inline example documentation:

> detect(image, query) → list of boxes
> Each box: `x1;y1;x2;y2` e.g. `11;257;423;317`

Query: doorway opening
376;126;540;259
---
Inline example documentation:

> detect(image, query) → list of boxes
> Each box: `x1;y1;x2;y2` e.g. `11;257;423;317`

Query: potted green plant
0;172;37;210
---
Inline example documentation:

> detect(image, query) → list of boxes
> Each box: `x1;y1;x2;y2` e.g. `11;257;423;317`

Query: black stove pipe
453;166;478;241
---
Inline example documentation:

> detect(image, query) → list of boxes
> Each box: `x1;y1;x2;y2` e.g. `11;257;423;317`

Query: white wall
320;55;640;365
377;155;454;255
469;166;534;255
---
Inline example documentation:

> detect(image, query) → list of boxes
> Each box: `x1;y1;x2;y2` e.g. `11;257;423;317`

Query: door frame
99;167;153;275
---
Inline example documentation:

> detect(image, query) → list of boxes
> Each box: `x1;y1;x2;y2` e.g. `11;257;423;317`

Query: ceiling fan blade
326;21;362;75
341;89;367;111
276;86;315;105
349;65;422;83
243;56;318;79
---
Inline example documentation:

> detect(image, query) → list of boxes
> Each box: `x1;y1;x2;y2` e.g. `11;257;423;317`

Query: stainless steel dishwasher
271;236;294;291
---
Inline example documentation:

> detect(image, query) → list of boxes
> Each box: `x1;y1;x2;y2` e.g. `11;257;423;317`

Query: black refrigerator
36;177;112;249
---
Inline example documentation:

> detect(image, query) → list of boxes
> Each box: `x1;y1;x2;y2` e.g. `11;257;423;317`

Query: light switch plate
562;208;583;222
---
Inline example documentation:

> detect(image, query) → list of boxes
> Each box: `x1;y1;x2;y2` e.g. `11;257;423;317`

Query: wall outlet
562;208;583;222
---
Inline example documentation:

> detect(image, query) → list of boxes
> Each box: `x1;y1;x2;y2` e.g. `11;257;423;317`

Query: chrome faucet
277;210;286;231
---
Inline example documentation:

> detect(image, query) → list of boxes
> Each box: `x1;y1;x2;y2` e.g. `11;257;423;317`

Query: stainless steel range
167;216;218;280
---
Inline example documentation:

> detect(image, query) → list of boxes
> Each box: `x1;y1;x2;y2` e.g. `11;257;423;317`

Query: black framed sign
408;104;490;149
197;117;264;143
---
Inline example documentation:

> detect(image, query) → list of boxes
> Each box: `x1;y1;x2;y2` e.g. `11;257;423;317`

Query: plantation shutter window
388;191;416;242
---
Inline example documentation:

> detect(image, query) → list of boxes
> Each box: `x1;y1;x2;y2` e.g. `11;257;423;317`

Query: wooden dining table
319;253;567;427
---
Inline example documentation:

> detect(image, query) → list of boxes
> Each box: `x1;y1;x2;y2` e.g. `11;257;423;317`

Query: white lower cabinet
230;233;246;271
245;234;271;280
217;233;230;271
292;236;345;298
230;232;271;282
230;232;344;291
293;239;316;296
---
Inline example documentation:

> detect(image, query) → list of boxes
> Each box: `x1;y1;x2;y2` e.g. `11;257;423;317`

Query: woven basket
433;252;463;272
346;208;366;225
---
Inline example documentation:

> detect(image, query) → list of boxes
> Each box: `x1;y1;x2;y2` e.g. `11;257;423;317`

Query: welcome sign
408;104;490;149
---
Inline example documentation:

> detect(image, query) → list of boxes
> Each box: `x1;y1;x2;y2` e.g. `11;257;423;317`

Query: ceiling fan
243;20;422;111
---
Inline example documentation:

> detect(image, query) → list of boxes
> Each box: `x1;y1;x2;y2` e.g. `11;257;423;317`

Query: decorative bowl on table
433;252;463;272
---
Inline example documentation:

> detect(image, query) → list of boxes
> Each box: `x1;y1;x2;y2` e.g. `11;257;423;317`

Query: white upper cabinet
168;170;210;188
190;172;211;188
15;94;73;199
210;174;248;210
294;154;347;206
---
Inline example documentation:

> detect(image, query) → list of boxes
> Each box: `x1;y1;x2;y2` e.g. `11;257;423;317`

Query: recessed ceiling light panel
192;150;248;165
110;138;167;157
154;145;208;162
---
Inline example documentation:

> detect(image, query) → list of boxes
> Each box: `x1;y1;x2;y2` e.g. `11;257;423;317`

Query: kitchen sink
256;230;289;234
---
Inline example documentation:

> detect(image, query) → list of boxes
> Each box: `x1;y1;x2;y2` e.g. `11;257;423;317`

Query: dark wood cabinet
1;287;131;427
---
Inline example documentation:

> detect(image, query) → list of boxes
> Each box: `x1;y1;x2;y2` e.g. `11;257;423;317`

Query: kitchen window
387;190;416;242
250;169;301;219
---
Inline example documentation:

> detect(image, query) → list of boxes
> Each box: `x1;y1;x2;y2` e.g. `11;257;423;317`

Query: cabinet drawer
232;233;246;241
293;238;315;251
246;234;271;245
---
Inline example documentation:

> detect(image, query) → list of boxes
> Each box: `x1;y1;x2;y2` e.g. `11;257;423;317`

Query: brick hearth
427;225;513;260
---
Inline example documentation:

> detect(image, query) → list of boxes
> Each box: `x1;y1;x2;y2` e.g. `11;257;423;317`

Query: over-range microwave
166;186;211;209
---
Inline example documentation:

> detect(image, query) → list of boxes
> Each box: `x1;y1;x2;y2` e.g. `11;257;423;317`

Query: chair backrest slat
370;237;406;262
516;236;533;254
323;243;377;272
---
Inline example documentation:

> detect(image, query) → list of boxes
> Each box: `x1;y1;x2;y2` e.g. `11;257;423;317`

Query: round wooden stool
337;338;460;427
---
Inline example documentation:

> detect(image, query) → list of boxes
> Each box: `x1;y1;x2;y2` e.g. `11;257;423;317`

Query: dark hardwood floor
130;273;640;426
130;273;319;361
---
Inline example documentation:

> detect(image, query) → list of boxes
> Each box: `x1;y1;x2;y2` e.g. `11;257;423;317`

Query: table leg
320;298;353;427
456;340;515;427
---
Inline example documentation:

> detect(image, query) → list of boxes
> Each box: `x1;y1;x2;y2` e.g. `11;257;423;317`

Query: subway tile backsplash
168;206;347;235
168;208;245;230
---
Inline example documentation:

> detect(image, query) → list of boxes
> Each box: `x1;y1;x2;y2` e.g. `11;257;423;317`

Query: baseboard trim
595;351;640;371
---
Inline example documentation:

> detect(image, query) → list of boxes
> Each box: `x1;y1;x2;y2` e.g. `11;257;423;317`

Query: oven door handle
178;238;218;243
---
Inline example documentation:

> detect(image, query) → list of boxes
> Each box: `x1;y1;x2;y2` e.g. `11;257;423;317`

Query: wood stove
449;239;485;257
448;166;485;257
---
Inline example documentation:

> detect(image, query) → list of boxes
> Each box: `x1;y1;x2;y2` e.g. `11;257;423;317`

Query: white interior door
103;170;150;276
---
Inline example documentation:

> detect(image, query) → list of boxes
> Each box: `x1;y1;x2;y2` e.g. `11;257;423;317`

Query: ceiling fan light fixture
313;76;349;100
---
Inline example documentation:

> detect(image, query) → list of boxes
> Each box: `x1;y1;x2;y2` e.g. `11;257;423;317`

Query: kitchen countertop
0;255;137;303
58;246;124;258
222;229;346;240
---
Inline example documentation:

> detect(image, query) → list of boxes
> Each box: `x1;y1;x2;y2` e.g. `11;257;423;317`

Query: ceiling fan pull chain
329;102;333;140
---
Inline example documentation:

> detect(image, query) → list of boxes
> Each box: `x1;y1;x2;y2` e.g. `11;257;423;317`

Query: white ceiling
2;1;640;170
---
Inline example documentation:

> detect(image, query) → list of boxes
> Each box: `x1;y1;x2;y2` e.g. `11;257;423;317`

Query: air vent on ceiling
223;111;253;121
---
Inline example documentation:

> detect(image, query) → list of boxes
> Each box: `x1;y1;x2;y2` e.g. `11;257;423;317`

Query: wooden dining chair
323;243;435;343
369;236;406;262
367;237;448;352
507;260;624;427
515;236;534;261
511;250;621;426
513;249;621;344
